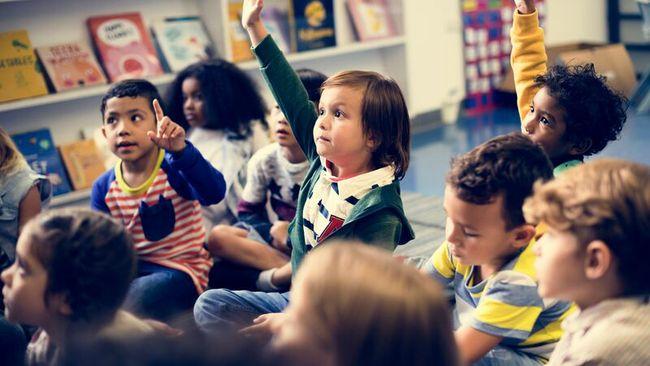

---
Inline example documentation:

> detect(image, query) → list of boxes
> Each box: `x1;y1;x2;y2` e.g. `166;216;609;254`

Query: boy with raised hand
423;133;574;366
512;0;627;175
523;159;650;366
91;79;226;321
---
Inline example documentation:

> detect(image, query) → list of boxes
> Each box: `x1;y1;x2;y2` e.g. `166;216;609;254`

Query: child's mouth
116;142;137;150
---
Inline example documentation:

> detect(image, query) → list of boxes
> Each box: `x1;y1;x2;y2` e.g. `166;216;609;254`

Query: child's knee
207;225;233;254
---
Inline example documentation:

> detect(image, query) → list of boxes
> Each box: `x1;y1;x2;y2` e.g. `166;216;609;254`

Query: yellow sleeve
510;10;547;122
424;241;456;281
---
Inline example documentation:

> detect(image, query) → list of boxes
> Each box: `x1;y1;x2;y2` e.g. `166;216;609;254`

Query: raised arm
242;0;319;161
511;0;547;122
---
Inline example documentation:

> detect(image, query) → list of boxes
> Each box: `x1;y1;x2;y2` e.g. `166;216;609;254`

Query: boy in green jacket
194;0;414;334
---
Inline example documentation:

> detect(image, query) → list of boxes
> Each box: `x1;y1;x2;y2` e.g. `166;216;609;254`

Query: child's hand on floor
148;99;187;153
240;312;286;342
515;0;536;14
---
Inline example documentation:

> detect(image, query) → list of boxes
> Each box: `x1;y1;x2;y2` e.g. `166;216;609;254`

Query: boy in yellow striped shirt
423;133;574;365
511;0;627;175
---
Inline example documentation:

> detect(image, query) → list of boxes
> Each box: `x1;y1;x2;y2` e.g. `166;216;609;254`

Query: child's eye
464;231;479;238
131;115;143;122
318;108;325;116
540;117;552;127
334;110;342;118
106;117;116;125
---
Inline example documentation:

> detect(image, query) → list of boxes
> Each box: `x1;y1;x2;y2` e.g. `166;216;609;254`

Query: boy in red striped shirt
91;79;226;321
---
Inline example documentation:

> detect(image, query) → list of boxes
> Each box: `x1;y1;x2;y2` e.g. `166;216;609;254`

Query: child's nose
184;98;193;110
1;266;13;286
523;117;536;135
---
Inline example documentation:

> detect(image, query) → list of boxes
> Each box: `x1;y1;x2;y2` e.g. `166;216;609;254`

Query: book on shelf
87;12;164;82
262;0;295;54
0;30;49;103
11;129;72;197
346;0;397;41
292;0;336;52
35;41;107;92
150;16;215;72
227;1;254;62
58;139;107;191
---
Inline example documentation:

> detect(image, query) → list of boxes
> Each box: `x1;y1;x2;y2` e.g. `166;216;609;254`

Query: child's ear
584;240;614;280
365;133;379;151
48;293;73;317
569;138;592;156
101;125;108;139
510;224;536;249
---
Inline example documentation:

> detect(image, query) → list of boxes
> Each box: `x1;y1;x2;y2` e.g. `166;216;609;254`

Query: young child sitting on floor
1;209;153;366
423;133;574;366
91;79;226;321
207;69;327;291
523;159;650;366
193;0;414;334
511;0;627;175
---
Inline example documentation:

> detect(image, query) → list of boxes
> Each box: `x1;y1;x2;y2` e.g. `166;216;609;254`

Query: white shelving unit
0;36;406;114
1;0;469;207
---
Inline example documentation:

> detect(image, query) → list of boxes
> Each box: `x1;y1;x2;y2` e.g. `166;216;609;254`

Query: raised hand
148;99;186;153
515;0;536;14
242;0;269;47
242;0;264;30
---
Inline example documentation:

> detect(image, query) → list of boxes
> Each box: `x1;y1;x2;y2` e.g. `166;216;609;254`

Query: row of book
0;0;398;104
11;129;108;197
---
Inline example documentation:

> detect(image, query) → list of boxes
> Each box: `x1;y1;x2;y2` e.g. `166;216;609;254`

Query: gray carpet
394;192;446;267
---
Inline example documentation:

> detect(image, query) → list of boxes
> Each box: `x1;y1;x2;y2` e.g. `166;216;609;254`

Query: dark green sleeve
346;214;402;252
252;35;319;162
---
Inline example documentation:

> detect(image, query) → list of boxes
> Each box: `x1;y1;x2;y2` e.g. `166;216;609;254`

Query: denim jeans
194;289;290;333
124;260;198;321
472;346;543;366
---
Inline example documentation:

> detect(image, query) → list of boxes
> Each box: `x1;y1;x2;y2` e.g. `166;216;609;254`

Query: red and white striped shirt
105;161;212;293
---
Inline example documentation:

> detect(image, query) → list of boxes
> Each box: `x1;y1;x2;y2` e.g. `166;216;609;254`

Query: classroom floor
402;107;650;197
395;107;650;261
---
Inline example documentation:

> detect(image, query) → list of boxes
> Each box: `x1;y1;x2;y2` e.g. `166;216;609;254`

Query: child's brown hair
295;241;459;366
523;159;650;296
0;127;27;177
322;71;410;179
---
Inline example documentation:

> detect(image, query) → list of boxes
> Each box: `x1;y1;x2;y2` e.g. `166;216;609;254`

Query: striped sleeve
422;241;456;287
470;270;544;340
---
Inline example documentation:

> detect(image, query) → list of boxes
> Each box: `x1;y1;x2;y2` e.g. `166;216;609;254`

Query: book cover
87;12;164;82
150;16;215;72
36;41;107;92
292;0;336;52
262;0;295;54
11;129;72;196
58;139;106;190
346;0;397;41
0;30;48;103
227;1;254;62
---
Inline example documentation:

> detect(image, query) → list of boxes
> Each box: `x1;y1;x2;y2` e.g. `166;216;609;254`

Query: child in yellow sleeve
511;0;627;175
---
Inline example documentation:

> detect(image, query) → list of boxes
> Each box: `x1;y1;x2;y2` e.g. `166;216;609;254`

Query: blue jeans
472;346;543;366
194;289;290;333
124;261;198;321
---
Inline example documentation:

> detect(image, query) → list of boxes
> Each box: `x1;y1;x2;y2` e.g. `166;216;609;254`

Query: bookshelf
0;36;405;113
1;0;466;208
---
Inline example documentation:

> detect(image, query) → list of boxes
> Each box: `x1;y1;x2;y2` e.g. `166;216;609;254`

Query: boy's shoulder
250;142;280;165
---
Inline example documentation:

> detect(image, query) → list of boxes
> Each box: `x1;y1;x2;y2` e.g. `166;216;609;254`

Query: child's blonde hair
294;241;459;366
321;71;410;179
0;127;27;177
523;158;650;295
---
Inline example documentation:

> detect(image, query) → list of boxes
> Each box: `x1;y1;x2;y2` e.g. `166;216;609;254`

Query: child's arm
460;271;545;363
455;327;503;365
421;241;457;291
151;99;226;205
511;0;547;122
17;185;41;234
243;0;319;162
237;151;272;238
91;171;111;213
